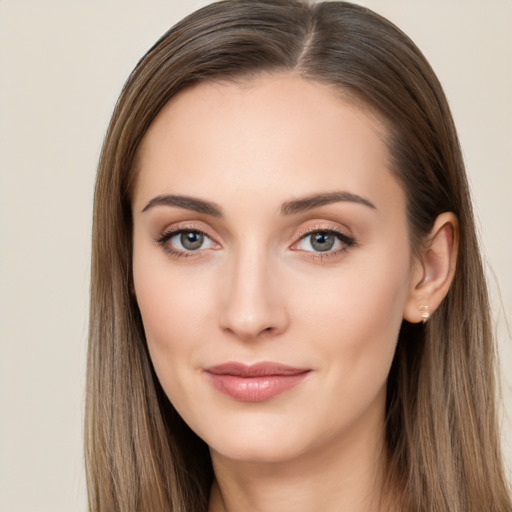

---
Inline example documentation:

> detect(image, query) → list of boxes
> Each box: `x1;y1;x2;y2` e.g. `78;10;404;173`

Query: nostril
221;322;281;341
257;326;276;337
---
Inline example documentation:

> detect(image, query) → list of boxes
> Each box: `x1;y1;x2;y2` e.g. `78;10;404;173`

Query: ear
403;212;459;323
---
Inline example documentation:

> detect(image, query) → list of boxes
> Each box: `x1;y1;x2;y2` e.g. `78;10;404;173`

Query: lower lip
204;372;310;402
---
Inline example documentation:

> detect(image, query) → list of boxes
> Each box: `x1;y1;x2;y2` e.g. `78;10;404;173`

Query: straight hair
86;1;512;510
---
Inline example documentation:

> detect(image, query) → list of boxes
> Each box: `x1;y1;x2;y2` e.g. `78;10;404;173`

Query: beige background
0;1;510;510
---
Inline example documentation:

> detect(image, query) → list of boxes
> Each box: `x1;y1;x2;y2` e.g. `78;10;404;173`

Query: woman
86;1;512;510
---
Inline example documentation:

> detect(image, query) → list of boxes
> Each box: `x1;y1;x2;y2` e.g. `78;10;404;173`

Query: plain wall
0;1;510;510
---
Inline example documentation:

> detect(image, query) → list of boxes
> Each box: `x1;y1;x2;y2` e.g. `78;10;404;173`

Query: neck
208;410;391;512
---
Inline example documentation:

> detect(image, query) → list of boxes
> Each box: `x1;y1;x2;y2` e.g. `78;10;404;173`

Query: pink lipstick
203;362;310;402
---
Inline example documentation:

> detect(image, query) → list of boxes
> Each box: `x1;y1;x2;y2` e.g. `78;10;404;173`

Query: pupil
311;232;335;252
181;231;204;250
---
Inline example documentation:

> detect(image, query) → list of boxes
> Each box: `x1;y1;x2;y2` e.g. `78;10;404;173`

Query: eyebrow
141;194;223;216
141;191;377;216
281;191;376;215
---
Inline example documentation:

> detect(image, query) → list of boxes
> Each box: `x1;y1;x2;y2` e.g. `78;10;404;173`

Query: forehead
132;73;403;217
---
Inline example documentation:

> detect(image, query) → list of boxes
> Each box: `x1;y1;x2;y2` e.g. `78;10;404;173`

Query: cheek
296;243;410;333
132;247;214;390
133;271;215;426
292;241;411;399
135;275;201;342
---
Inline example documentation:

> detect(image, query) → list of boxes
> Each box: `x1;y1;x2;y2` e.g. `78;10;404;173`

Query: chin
183;408;303;463
210;434;309;465
197;409;340;467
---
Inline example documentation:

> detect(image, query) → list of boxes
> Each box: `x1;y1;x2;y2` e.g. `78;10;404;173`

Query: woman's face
132;74;416;464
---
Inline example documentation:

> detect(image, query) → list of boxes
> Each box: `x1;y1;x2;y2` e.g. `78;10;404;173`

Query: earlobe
403;212;459;323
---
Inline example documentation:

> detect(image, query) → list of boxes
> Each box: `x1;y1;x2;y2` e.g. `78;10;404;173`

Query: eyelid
156;221;218;241
294;221;354;243
290;222;356;257
155;222;221;257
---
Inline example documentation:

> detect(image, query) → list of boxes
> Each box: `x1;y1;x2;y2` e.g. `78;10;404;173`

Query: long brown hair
86;1;511;510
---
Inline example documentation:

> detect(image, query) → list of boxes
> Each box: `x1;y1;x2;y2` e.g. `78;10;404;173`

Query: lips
203;362;311;402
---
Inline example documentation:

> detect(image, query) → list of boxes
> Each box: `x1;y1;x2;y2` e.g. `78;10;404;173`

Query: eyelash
293;226;356;261
155;225;356;260
155;225;218;258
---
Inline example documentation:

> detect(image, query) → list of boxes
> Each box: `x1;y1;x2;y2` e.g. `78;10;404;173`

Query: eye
176;231;207;251
157;228;218;256
292;229;355;254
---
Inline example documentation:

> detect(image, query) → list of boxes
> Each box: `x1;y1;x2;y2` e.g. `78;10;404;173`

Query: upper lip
204;361;310;377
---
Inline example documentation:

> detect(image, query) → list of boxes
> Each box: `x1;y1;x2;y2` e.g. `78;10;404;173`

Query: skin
131;74;458;512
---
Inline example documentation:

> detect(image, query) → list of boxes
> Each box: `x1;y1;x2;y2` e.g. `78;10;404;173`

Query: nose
218;247;289;341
